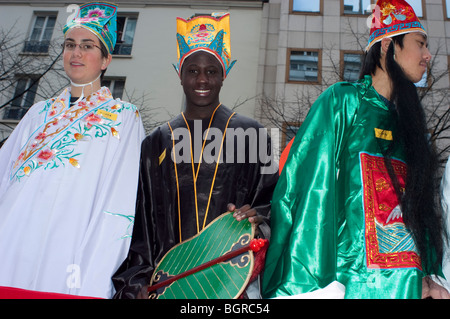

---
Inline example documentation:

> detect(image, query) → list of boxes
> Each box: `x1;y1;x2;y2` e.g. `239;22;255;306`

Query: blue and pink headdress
63;2;117;54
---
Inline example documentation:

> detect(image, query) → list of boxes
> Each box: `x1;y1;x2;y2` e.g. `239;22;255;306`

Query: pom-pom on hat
174;12;237;79
63;2;117;54
366;0;426;51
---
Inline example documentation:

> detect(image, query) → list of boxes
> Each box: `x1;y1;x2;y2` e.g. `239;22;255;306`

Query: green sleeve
262;82;361;298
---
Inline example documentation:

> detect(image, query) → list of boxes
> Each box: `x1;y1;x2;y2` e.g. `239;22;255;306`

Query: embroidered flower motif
196;24;211;38
111;127;120;139
84;113;103;129
69;158;80;168
87;8;105;18
37;149;55;162
35;132;47;141
11;87;132;182
23;166;31;176
77;8;106;23
97;95;107;102
74;133;85;141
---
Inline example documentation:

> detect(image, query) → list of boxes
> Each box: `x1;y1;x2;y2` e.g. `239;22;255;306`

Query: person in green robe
262;0;449;299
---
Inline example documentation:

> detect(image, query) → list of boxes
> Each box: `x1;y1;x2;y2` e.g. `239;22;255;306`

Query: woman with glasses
0;2;145;298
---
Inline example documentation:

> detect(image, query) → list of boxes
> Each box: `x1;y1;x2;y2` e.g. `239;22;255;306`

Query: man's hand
227;203;263;224
422;277;450;299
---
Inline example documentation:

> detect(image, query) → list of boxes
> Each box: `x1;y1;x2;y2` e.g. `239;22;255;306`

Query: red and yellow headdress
366;0;426;51
174;13;236;79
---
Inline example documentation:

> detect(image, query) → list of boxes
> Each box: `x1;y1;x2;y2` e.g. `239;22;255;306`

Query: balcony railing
23;40;50;53
113;43;133;56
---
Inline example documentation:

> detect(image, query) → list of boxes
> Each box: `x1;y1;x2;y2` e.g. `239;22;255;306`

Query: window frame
407;0;427;19
290;0;323;16
113;13;138;56
340;50;363;82
281;121;302;147
286;48;322;85
341;0;374;17
444;0;450;20
3;75;40;121
101;77;126;99
341;0;426;18
23;12;57;54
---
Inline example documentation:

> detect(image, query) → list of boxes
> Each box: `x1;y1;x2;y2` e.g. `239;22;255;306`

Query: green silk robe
262;76;425;299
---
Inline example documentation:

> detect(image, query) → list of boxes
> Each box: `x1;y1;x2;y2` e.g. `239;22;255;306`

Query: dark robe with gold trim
112;105;278;298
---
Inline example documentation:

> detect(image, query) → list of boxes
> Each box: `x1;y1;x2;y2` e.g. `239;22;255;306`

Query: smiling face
63;27;111;85
394;32;432;83
180;51;224;118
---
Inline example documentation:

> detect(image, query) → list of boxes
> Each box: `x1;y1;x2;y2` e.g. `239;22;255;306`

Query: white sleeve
441;156;450;287
271;281;346;299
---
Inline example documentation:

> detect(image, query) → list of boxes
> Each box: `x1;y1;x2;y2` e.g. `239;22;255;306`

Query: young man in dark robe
112;13;278;299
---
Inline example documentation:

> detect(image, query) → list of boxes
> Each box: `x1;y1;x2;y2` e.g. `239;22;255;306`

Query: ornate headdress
174;12;237;79
63;2;117;54
366;0;426;51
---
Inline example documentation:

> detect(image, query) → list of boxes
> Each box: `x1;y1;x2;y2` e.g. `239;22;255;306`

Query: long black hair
359;35;445;274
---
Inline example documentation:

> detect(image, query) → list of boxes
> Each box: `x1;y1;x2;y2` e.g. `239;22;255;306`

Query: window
341;52;363;82
342;0;425;17
444;0;450;19
406;0;425;18
113;15;137;55
291;0;322;14
102;78;126;99
343;0;372;15
282;122;301;147
0;124;14;147
3;77;39;120
287;49;322;84
23;14;57;53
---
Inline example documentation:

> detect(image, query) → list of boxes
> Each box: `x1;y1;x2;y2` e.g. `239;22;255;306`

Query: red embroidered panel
360;152;421;270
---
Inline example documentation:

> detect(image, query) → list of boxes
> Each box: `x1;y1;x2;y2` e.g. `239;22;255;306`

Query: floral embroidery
87;8;106;19
37;149;55;162
77;9;106;23
11;87;139;182
84;113;103;129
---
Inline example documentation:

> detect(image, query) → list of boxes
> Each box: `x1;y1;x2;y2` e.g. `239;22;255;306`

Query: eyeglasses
62;41;102;52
